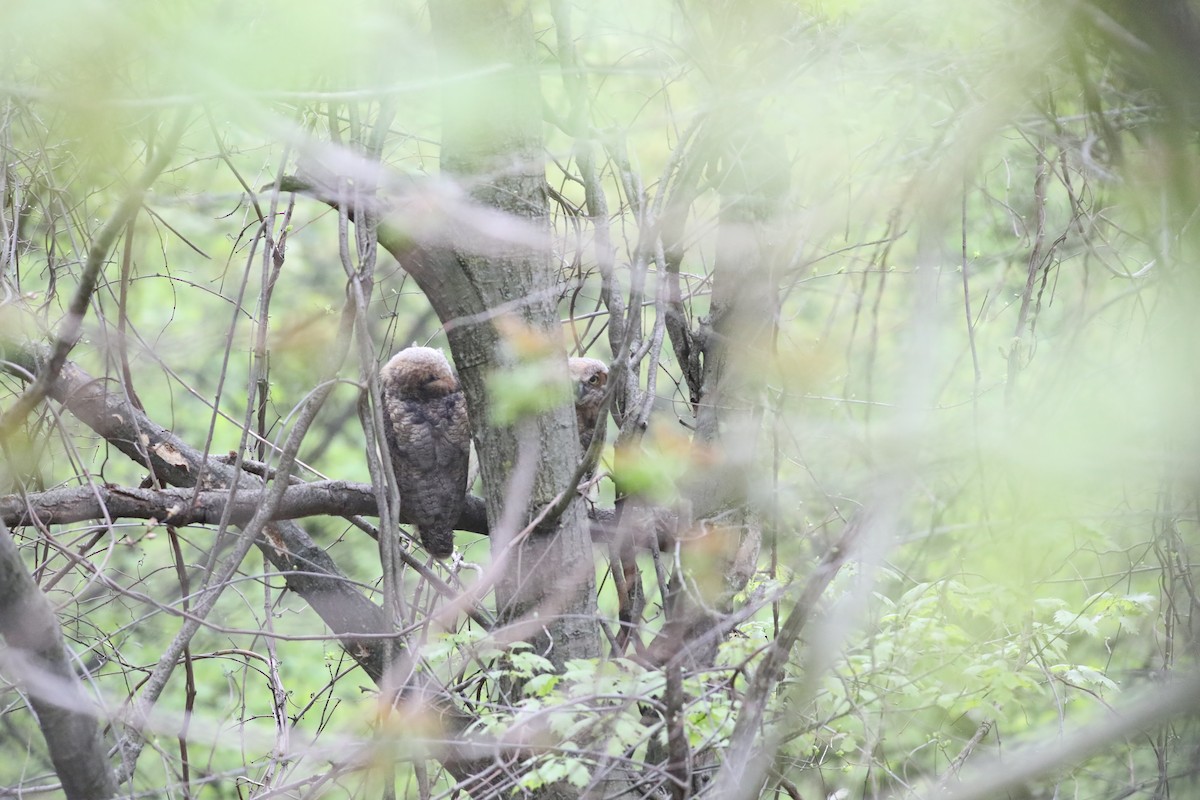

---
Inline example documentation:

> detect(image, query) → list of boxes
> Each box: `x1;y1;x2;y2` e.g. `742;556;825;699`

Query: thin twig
0;110;188;438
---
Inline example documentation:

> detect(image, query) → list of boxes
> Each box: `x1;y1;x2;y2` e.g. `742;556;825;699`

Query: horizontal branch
0;482;671;549
0;481;488;533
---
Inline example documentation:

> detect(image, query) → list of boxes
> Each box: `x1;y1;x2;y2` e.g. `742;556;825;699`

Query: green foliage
487;362;573;426
515;753;591;792
611;427;692;503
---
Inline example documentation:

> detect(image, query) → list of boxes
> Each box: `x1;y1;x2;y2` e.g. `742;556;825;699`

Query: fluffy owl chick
380;347;470;559
569;357;609;453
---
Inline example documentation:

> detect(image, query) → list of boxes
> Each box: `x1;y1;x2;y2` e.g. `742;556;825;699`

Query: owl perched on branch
569;357;609;454
380;346;471;559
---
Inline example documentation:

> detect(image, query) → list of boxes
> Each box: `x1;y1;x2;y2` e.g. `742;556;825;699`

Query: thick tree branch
0;481;488;533
0;519;117;800
0;482;673;547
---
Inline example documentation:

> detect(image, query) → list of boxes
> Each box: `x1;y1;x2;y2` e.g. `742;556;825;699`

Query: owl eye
588;375;601;385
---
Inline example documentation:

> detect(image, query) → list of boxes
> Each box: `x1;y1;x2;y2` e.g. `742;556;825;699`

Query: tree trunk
425;0;600;667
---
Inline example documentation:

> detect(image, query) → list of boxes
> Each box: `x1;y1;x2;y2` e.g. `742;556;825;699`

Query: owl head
381;346;460;399
568;357;608;408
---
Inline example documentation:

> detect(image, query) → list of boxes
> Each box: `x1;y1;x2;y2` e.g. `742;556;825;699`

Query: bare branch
0;482;673;549
0;110;189;439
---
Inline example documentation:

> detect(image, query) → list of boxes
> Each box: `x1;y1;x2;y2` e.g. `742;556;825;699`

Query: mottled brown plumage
569;357;609;454
380;347;470;559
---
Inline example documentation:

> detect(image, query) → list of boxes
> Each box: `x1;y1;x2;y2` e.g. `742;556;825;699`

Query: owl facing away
380;346;471;559
569;357;609;453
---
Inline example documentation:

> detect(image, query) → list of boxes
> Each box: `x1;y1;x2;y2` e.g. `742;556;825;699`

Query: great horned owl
569;357;609;453
379;346;471;559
